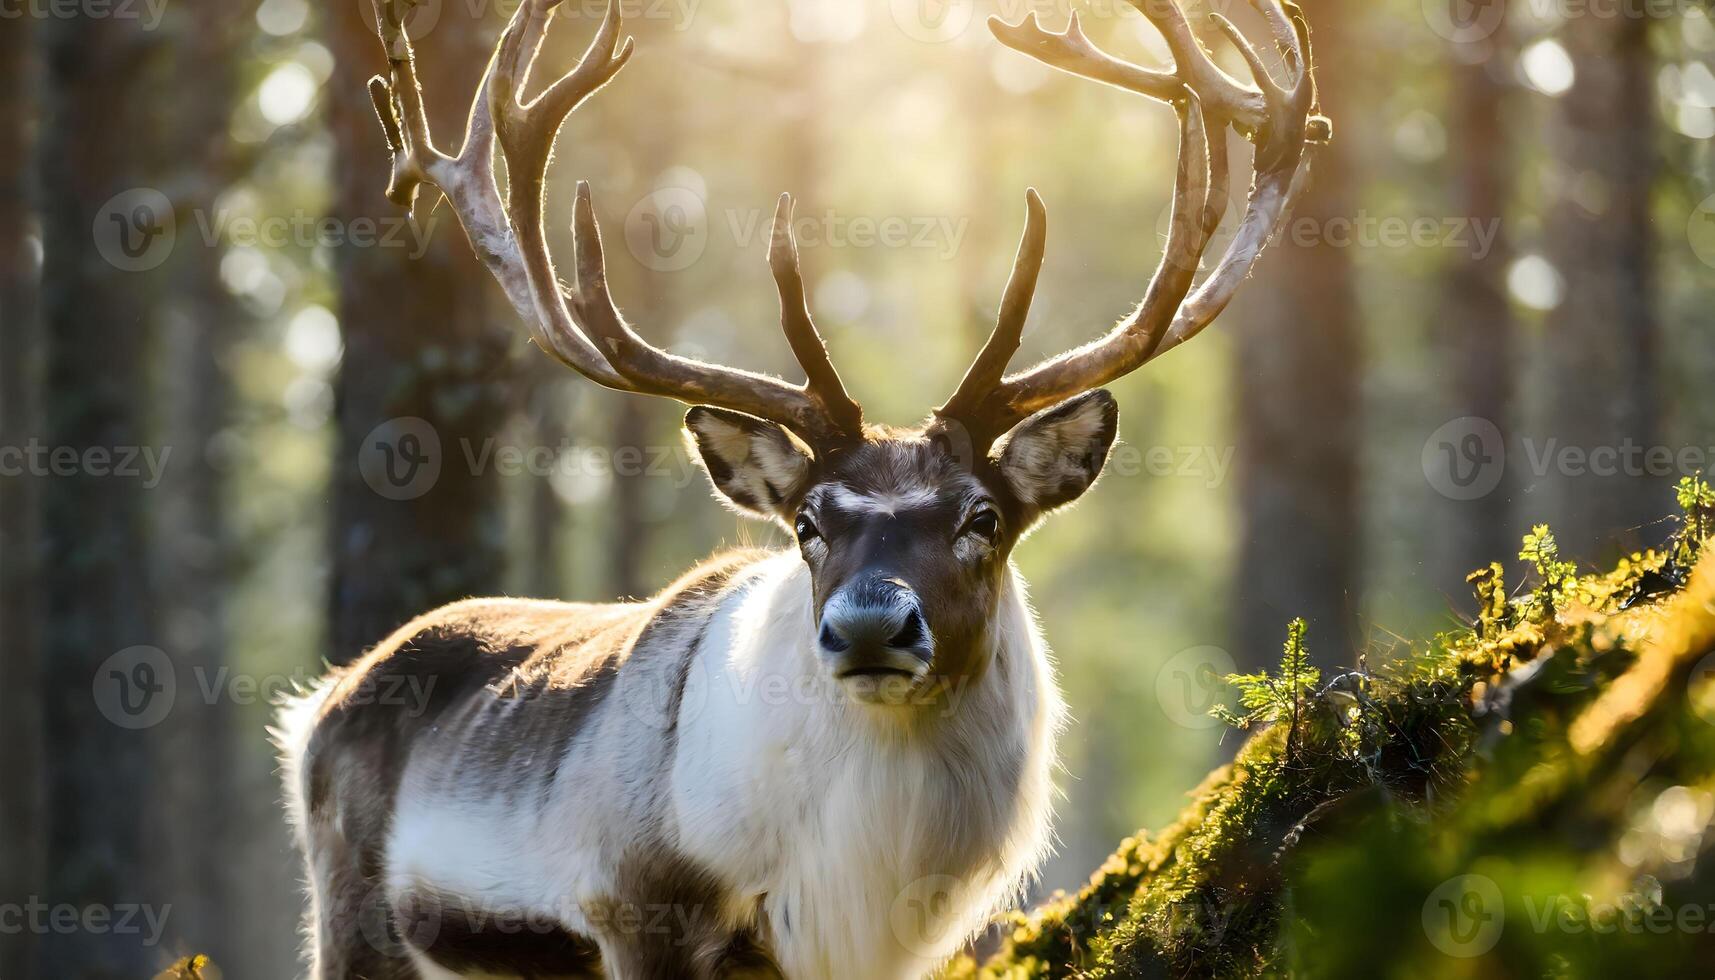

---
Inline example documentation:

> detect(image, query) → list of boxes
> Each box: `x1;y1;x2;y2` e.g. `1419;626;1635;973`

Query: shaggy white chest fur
382;553;1062;979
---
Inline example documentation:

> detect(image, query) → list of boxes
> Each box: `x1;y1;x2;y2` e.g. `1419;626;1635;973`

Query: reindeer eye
966;509;1000;543
794;515;820;544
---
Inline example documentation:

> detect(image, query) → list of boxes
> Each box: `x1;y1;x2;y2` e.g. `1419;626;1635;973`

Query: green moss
950;499;1715;978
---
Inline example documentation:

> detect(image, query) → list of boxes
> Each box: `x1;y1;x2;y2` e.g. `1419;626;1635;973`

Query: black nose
818;578;933;678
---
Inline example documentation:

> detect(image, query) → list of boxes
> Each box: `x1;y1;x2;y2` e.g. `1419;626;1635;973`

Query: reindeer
276;0;1324;976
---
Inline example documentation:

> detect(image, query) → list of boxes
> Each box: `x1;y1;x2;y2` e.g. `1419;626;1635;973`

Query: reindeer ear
992;390;1118;513
685;407;815;522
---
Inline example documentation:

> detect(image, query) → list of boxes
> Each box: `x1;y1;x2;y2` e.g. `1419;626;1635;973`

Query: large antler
938;0;1328;449
366;0;864;446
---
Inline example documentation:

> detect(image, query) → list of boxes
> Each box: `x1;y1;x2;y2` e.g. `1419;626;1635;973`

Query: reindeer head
685;388;1117;702
367;0;1324;705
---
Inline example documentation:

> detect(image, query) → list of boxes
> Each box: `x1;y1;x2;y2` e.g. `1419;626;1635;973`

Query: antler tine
365;0;635;390
968;96;1216;432
367;77;415;206
487;0;553;127
944;0;1322;443
487;0;865;445
564;182;857;444
937;189;1046;426
534;1;636;120
365;0;867;447
988;8;1268;138
1133;96;1216;349
988;13;1193;111
1154;0;1319;353
1129;0;1265;128
1210;13;1284;100
1200;105;1232;240
368;0;450;207
492;0;634;194
769;194;865;438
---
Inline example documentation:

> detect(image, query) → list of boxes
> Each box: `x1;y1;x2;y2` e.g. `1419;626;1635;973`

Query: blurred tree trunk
1232;1;1362;667
603;16;700;600
1542;14;1659;558
35;14;164;978
1438;33;1517;591
524;374;570;597
325;3;515;663
147;1;252;964
0;16;44;980
607;396;652;597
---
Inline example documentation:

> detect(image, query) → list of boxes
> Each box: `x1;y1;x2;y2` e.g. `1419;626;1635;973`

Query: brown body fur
294;551;783;978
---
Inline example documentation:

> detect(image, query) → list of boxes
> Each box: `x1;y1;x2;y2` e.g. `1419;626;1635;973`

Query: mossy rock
950;518;1715;979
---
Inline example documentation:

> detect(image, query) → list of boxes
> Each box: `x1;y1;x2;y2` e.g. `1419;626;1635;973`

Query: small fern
1674;474;1715;565
155;956;211;980
1519;524;1577;619
1211;618;1320;763
1467;561;1510;640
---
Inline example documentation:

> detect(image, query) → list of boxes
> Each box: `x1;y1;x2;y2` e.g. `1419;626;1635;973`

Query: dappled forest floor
951;480;1715;978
